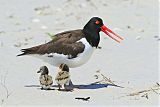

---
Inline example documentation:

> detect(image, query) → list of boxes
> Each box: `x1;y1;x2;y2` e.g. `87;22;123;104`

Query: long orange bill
101;25;123;43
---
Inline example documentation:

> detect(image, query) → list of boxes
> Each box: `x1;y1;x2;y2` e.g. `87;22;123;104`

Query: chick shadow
24;85;55;90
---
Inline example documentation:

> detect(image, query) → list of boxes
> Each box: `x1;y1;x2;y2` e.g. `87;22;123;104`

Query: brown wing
17;29;85;58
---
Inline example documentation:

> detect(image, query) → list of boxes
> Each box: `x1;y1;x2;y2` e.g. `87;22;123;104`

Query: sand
0;0;159;107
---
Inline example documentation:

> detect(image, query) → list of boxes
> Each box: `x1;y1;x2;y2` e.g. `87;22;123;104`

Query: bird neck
82;28;100;48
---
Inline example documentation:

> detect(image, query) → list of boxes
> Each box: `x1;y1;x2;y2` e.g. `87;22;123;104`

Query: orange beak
101;25;123;43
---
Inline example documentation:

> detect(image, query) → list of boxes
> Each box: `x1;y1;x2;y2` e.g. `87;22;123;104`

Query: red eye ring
95;20;100;25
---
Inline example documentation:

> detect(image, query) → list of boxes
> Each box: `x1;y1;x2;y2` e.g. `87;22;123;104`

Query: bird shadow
71;83;123;89
72;84;116;89
25;83;123;90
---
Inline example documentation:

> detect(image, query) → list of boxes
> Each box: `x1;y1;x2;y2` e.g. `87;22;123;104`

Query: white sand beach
0;0;159;106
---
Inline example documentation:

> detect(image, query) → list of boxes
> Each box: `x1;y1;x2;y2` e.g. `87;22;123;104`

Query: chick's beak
37;70;41;73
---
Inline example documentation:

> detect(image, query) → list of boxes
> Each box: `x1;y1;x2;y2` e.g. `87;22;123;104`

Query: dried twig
127;87;160;97
116;83;160;100
0;71;11;105
100;73;115;85
93;70;124;88
151;88;159;95
141;93;148;99
75;97;90;101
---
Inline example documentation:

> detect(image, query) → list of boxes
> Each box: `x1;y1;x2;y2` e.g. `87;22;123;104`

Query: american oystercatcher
37;66;53;90
17;17;123;68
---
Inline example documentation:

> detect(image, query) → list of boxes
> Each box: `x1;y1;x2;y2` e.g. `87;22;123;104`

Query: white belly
35;38;95;68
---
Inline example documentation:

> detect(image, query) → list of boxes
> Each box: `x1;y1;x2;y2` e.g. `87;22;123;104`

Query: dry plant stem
0;71;11;105
100;71;124;88
100;73;115;85
92;71;124;88
127;87;160;96
117;84;160;100
141;93;148;99
150;88;160;95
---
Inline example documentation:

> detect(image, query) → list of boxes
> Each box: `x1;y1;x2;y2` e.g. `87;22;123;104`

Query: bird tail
17;49;31;56
17;45;41;56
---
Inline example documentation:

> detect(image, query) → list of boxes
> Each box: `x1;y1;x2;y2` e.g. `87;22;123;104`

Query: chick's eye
95;20;100;25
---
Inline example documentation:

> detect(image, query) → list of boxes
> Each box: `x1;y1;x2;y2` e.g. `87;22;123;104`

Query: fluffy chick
55;64;70;90
37;66;53;90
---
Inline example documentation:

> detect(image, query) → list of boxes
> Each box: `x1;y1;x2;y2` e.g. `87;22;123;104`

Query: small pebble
24;38;28;42
67;0;72;2
0;31;5;34
154;35;159;38
97;46;102;49
140;29;144;32
94;75;98;79
127;25;131;29
8;15;14;19
157;38;160;41
103;3;108;6
34;5;50;11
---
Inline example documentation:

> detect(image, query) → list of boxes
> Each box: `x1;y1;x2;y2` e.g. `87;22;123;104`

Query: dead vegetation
127;83;160;99
75;97;90;101
92;70;124;88
93;70;160;100
0;71;11;105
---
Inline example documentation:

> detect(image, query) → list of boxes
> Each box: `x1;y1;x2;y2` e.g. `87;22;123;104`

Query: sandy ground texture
0;0;159;107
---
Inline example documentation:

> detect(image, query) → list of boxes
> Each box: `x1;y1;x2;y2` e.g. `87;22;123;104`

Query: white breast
35;38;95;68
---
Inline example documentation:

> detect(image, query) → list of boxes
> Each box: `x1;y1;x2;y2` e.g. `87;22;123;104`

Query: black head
83;17;123;47
83;17;104;47
59;63;69;72
37;66;49;75
84;17;104;32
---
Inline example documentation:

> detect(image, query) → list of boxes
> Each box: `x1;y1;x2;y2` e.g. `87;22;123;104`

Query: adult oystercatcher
17;17;123;68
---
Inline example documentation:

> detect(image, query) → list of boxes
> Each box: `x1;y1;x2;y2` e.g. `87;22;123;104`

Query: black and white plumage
37;66;53;90
55;64;70;90
17;17;123;68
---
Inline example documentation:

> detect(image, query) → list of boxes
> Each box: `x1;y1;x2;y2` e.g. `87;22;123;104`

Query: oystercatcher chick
55;63;70;90
17;17;123;68
37;66;53;90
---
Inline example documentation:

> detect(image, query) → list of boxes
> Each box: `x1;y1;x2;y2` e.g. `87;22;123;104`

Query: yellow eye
95;20;100;25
